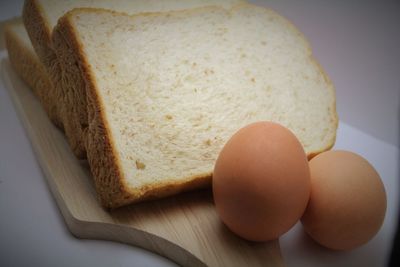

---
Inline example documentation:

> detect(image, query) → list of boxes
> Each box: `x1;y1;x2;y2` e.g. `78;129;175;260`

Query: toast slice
4;20;62;128
23;0;245;158
53;4;337;208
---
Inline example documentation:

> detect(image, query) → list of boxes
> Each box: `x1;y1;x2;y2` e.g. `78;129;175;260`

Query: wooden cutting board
2;59;284;267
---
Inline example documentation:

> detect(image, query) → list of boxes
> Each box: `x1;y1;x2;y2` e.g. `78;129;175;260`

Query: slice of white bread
4;20;62;128
23;0;245;158
52;4;337;208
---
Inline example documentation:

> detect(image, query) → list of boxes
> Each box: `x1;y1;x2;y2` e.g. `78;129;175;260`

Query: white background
0;0;399;266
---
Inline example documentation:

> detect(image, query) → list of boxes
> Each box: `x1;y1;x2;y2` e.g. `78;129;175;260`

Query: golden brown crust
52;11;127;208
23;0;52;64
23;0;86;158
306;55;338;160
4;21;63;129
112;174;212;209
22;0;64;129
5;23;43;97
52;16;88;158
84;70;129;209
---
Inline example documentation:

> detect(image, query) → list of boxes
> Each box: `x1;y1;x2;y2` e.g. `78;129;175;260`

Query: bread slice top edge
23;0;247;58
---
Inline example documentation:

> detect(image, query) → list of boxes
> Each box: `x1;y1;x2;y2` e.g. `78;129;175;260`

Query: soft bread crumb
54;4;337;208
23;0;245;159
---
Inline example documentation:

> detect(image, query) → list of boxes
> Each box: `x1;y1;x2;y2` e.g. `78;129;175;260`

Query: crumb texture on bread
54;4;337;208
23;0;245;159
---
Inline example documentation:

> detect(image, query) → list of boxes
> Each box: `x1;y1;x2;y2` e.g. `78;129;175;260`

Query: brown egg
213;121;310;241
302;150;387;250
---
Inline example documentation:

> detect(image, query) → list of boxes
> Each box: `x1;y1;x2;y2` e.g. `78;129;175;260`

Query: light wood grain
1;59;284;267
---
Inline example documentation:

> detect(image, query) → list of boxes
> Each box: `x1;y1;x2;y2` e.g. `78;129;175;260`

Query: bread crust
23;0;87;158
53;14;125;207
305;57;338;159
23;0;52;64
5;21;63;129
51;16;88;158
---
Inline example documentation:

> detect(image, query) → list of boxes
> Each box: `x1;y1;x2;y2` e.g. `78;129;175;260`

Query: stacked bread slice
6;0;337;208
5;20;62;128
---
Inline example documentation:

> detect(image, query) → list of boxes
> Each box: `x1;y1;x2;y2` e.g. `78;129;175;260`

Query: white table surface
0;0;399;266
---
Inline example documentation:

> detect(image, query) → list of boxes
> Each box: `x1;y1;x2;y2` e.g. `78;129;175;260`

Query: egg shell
302;150;387;250
213;121;310;242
